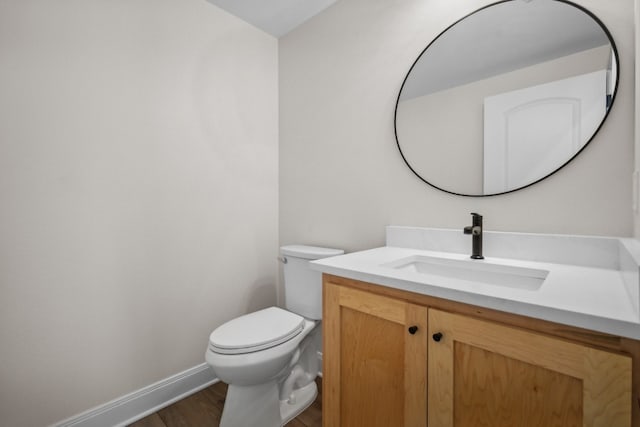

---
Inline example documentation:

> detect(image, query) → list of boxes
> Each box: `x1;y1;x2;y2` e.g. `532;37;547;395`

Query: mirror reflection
394;0;618;196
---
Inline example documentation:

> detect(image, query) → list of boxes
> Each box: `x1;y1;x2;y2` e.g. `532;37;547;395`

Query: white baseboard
52;350;323;427
51;363;217;427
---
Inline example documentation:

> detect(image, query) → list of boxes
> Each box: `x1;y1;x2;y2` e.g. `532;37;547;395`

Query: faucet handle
464;226;482;235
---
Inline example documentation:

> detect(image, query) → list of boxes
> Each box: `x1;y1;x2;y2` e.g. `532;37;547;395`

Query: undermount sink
383;255;549;291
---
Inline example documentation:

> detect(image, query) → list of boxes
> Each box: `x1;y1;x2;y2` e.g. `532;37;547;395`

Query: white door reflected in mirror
483;69;608;194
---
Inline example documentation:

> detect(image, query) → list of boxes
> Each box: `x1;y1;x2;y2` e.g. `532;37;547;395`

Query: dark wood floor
128;378;322;427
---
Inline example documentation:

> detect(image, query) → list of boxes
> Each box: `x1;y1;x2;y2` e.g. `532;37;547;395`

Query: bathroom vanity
312;0;632;423
311;227;640;427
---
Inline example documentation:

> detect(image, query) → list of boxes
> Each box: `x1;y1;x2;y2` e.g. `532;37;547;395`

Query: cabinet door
428;309;632;427
323;284;428;427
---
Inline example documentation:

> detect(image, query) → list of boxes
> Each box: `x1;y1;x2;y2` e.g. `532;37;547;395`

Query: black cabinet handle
408;326;418;335
432;332;443;342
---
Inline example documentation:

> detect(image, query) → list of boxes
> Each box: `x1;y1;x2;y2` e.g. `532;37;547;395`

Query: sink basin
384;255;549;291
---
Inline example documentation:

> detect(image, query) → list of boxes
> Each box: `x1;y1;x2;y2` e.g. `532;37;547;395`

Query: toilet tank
280;245;344;320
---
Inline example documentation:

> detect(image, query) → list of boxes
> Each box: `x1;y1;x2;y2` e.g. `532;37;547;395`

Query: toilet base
220;380;317;427
280;381;318;425
220;381;280;427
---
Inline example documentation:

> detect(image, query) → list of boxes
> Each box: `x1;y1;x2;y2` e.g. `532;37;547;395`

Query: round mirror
394;0;618;196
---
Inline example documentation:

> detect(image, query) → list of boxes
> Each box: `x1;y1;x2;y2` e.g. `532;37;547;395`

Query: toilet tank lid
280;245;344;260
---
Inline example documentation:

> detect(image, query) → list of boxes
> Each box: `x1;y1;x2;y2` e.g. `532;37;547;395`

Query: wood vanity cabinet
323;281;428;427
322;274;638;427
429;309;631;427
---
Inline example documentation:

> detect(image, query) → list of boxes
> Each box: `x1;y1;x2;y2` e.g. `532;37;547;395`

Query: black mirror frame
393;0;620;197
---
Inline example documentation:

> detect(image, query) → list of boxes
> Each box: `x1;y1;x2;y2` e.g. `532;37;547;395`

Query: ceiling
205;0;611;96
206;0;338;37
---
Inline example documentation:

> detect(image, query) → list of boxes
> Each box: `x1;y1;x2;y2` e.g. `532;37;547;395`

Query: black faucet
463;212;484;259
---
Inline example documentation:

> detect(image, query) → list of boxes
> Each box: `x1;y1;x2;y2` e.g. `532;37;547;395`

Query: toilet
205;245;344;427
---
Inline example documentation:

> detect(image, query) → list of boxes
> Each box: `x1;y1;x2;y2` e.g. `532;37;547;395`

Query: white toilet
205;245;343;427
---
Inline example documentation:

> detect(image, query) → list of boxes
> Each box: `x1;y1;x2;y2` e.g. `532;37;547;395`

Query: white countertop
310;228;640;340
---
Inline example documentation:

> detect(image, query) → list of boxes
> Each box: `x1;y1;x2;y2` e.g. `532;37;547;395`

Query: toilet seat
209;307;305;355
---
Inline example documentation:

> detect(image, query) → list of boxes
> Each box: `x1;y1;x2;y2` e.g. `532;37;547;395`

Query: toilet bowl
205;245;343;427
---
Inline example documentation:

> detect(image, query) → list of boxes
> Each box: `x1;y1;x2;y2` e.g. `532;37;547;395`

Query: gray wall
635;0;640;237
279;0;634;258
0;1;278;425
